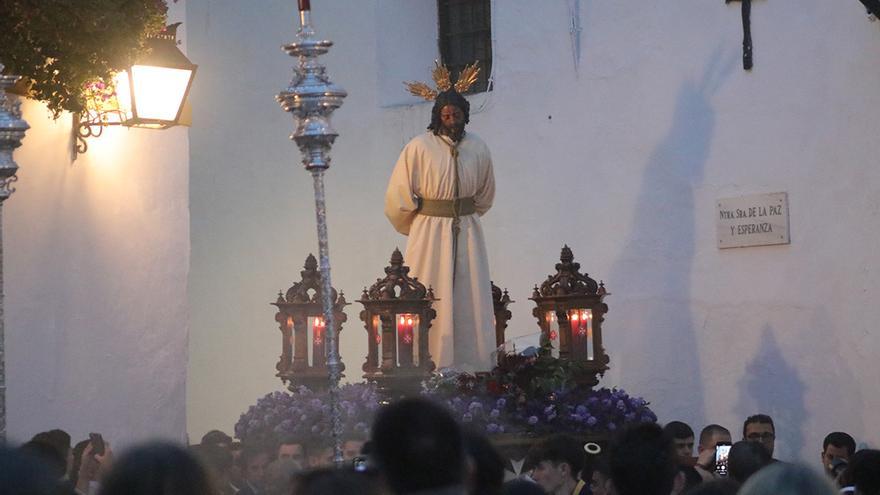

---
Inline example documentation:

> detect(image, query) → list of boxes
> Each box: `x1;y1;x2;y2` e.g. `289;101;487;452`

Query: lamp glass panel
545;311;560;358
113;71;134;121
413;314;421;366
287;316;295;348
130;65;192;121
395;313;418;366
308;316;326;366
569;309;593;360
586;310;593;360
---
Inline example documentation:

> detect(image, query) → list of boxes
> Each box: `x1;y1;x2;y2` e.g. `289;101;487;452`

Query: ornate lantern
75;23;198;156
491;281;513;364
531;245;609;386
358;249;437;397
273;254;348;391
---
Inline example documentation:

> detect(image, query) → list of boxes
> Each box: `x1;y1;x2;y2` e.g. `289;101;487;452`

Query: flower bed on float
421;346;657;437
235;383;379;445
234;343;656;446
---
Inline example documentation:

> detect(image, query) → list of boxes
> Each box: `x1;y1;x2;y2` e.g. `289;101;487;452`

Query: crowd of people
2;401;878;495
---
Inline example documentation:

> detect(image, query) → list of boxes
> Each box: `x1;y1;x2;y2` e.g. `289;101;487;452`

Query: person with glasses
743;414;778;461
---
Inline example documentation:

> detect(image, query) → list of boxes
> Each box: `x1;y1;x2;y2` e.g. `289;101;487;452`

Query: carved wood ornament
358;248;437;398
530;245;610;387
272;254;348;391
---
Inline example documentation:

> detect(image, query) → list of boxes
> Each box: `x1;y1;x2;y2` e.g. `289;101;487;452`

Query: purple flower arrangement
421;348;656;436
234;383;380;444
234;345;655;442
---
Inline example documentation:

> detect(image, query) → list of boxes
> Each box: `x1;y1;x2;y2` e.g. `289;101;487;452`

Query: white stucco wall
187;0;880;461
5;4;190;447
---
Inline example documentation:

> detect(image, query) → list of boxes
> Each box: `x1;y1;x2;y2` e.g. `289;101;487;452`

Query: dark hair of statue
427;89;471;133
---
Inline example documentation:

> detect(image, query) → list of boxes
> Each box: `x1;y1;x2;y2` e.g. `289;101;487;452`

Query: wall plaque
717;192;790;249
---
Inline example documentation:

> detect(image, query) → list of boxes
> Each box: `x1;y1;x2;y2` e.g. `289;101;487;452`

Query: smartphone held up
714;442;732;477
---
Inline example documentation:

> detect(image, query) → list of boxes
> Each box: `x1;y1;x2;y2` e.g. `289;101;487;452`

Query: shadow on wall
799;309;865;455
734;325;806;460
605;50;735;426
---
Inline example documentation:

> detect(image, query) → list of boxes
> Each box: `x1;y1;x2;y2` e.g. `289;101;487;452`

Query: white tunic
384;131;496;371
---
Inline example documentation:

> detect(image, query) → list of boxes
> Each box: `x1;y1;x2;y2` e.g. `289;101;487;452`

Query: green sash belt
418;197;476;217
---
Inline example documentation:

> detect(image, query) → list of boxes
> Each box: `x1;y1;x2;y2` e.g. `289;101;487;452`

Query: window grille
438;0;492;94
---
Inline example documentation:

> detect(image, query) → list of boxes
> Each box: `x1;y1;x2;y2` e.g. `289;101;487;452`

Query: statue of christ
384;88;496;371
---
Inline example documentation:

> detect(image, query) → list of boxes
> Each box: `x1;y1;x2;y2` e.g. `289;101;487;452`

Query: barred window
438;0;492;94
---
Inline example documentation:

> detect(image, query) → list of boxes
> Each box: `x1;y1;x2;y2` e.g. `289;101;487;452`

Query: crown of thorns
404;61;481;101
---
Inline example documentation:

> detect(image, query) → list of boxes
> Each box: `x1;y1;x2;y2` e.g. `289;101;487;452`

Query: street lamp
114;22;197;128
0;65;30;442
75;23;197;155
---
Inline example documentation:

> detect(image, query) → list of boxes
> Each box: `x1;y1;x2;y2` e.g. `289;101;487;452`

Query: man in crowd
820;431;856;478
743;414;778;460
663;421;696;459
276;436;305;466
607;423;678;495
372;397;466;495
663;421;702;491
193;443;237;495
306;443;334;468
201;430;233;451
236;444;270;495
343;438;366;462
586;456;611;495
30;429;72;478
694;424;732;480
530;434;587;495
